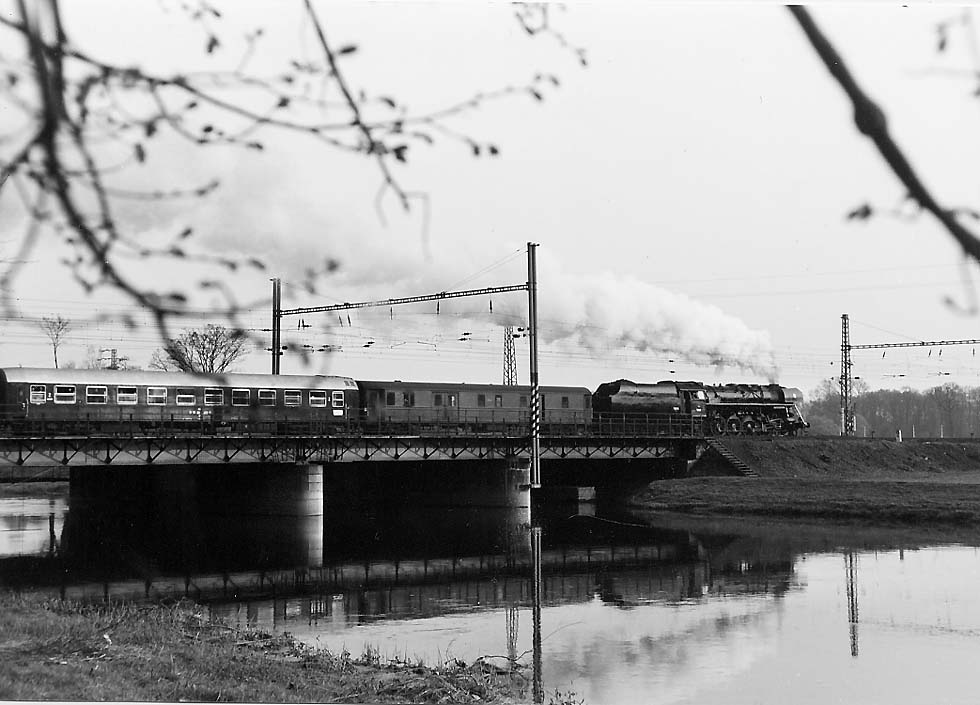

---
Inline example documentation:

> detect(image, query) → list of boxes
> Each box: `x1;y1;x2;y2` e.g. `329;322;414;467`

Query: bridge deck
0;432;701;467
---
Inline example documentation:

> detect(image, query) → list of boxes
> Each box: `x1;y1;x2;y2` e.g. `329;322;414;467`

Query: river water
3;485;980;704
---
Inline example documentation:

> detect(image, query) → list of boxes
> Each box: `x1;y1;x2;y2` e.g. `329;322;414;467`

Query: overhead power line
840;311;980;436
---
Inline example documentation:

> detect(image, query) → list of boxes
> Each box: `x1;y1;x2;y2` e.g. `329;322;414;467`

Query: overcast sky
3;1;980;396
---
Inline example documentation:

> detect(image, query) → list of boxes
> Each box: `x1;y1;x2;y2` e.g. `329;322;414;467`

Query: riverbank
631;437;980;527
0;594;529;703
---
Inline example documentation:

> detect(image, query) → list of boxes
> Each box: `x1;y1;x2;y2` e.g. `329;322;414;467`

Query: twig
789;6;980;263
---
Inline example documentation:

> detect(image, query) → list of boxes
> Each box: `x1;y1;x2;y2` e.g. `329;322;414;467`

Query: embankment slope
631;437;980;527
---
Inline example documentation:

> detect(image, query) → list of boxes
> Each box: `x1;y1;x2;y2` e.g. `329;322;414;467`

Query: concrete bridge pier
69;463;325;517
194;463;324;517
66;464;325;570
320;457;532;510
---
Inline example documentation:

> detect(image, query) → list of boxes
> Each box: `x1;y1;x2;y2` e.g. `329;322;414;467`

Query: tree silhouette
38;314;71;368
149;324;248;374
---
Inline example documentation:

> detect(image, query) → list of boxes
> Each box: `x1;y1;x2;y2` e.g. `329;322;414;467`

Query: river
2;484;980;704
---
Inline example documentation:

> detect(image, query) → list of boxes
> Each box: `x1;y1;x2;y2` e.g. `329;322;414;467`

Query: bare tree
149;324;248;374
39;314;71;368
0;1;581;342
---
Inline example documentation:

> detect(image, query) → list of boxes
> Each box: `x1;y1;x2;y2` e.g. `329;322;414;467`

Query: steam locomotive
592;379;808;436
0;367;807;437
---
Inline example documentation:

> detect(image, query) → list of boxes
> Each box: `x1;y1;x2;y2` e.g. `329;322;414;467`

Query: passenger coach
358;380;593;433
0;368;359;434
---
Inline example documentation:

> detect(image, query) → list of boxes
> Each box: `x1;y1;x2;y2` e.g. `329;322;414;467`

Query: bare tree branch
0;0;581;347
789;5;980;263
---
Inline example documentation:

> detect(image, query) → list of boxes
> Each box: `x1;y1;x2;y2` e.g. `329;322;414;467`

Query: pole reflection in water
506;604;519;661
845;551;859;658
531;525;543;704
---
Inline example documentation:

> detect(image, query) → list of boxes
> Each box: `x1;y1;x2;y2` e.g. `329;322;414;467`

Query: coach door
433;390;459;427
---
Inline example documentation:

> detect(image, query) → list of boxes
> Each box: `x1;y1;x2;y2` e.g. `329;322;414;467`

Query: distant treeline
805;380;980;438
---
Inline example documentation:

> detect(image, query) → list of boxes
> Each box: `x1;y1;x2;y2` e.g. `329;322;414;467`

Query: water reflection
0;497;65;558
6;484;980;703
845;551;859;657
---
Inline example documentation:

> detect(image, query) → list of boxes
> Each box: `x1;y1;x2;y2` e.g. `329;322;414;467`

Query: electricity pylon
503;326;518;385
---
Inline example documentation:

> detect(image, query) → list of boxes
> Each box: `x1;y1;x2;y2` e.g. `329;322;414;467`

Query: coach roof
0;368;358;389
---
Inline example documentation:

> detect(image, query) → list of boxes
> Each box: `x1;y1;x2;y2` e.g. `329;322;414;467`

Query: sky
3;1;980;398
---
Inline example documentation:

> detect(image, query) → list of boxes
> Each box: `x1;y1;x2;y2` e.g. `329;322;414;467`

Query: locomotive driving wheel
726;415;742;435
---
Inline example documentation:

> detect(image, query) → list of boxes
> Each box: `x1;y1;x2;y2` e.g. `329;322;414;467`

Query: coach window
541;395;546;410
204;388;224;406
176;388;196;405
309;391;327;407
117;386;137;405
495;394;503;408
520;395;527;407
402;391;415;407
448;393;457;407
147;387;167;405
86;386;108;405
29;385;46;404
331;391;345;408
232;389;250;406
53;385;76;404
561;396;570;409
284;390;302;407
434;393;443;407
477;394;486;408
385;391;396;406
258;389;276;406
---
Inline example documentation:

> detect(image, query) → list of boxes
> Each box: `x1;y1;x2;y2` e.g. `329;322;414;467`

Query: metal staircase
705;438;758;477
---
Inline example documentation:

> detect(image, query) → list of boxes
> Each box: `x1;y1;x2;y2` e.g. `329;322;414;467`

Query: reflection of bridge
0;432;701;468
4;538;795;607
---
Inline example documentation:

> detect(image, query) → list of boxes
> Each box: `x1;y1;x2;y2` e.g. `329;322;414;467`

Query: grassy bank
632;477;980;525
0;594;529;703
631;438;980;526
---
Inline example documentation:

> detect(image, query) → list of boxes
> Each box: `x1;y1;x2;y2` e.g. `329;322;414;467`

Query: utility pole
527;242;540;489
270;244;542;486
503;326;518;385
271;278;282;374
840;313;854;436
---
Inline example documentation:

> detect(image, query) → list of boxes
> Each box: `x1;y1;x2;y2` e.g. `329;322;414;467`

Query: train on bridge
0;367;808;437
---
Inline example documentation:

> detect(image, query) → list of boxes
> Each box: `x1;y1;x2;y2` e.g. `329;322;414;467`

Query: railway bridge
3;428;711;514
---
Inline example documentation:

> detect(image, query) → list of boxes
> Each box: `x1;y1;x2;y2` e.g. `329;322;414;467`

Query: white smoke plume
534;267;778;379
300;238;780;380
186;179;778;379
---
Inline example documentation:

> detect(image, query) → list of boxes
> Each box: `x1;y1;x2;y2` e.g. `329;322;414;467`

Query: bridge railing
0;405;707;439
